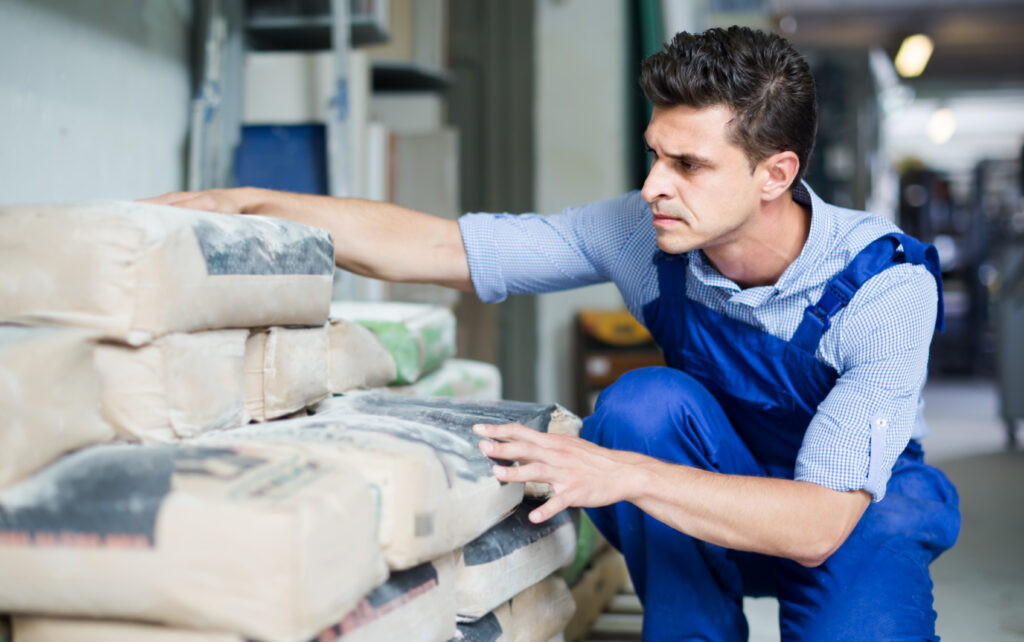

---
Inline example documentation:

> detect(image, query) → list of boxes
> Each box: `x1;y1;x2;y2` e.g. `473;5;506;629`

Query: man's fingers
138;191;193;205
473;422;557;446
478;437;545;463
528;495;570;524
491;462;553;485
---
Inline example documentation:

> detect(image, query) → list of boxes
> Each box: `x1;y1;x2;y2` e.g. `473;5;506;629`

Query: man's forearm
149;187;473;290
232;188;473;289
473;423;871;568
623;458;871;567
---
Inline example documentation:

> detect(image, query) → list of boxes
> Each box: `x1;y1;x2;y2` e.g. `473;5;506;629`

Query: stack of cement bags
329;301;502;400
0;201;335;483
1;202;582;640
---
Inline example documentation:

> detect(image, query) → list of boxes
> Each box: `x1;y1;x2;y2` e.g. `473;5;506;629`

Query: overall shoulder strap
790;233;945;354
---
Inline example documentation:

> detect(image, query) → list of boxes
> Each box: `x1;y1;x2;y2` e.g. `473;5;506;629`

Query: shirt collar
686;181;833;300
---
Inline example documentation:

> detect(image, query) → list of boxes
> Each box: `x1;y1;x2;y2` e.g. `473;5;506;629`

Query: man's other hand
139;189;248;214
473;422;648;524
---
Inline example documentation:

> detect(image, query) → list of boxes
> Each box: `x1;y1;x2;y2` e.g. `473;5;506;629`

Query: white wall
533;0;631;406
0;0;192;205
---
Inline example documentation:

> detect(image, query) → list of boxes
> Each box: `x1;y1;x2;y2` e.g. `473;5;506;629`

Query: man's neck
703;191;811;290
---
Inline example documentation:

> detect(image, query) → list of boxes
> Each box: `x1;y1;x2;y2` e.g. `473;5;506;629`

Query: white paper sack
453;576;576;642
326;318;396;393
329;302;456;384
11;556;456;642
322;554;456;642
455;503;577;621
197;410;522;570
11;617;242;642
95;330;249;442
0;202;334;344
0;442;387;642
0;326;113;489
246;326;330;422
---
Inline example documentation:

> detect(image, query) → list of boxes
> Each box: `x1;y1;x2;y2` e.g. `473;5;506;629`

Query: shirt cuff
458;213;509;304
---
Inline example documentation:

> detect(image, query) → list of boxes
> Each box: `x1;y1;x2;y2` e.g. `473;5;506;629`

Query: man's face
641;104;763;255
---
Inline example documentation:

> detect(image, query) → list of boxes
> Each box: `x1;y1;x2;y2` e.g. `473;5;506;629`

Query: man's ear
758;151;800;201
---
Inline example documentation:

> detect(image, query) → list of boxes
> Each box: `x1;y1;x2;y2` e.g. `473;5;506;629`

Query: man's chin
654;234;696;256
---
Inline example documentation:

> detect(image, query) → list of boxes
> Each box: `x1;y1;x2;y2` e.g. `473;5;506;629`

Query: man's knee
582;367;723;455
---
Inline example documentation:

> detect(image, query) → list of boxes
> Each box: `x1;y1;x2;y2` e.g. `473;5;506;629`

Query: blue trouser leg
581;367;961;642
775;442;960;641
582;367;763;641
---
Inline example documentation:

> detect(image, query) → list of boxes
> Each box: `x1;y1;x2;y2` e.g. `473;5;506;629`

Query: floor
746;377;1024;642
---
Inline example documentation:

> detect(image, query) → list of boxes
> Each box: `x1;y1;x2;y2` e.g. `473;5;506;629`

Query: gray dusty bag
452;576;576;642
0;202;334;345
11;556;455;642
245;326;330;422
0;325;113;489
454;502;577;621
0;442;386;642
326;318;396;394
95;330;249;442
329;302;455;384
317;392;582;497
197;409;522;570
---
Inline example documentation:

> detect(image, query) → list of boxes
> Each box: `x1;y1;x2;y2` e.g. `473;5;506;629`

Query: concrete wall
0;0;192;205
533;0;632;406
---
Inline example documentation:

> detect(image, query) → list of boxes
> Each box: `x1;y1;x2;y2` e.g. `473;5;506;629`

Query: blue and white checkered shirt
458;182;938;501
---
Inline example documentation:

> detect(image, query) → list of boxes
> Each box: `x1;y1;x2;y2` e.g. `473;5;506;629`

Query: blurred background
1;1;1021;639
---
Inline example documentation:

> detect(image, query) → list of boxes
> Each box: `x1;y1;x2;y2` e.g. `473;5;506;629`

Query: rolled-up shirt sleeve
457;191;650;303
795;263;939;501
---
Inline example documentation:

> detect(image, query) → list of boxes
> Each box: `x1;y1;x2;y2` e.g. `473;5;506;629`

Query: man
149;26;959;641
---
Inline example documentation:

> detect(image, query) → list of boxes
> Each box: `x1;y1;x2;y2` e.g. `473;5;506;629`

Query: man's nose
640;160;672;204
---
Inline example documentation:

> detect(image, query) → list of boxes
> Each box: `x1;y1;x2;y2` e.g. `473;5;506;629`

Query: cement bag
317;392;582;497
11;618;241;642
95;330;249;442
197;411;522;570
0;202;334;345
0;325;113;489
329;302;455;384
0;442;387;642
452;576;576;642
321;554;456;641
326;318;396;393
454;502;576;621
390;359;501;400
246;325;330;422
11;556;455;642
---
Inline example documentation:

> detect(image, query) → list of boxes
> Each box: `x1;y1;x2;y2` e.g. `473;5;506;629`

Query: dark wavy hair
640;26;817;184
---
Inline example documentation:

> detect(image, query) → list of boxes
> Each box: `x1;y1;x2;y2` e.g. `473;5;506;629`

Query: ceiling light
927;108;956;145
894;34;934;78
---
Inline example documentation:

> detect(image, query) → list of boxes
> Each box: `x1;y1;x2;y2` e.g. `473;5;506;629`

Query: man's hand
473;422;651;524
140;188;251;214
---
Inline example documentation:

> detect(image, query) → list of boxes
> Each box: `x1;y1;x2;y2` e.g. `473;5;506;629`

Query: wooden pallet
564;548;641;642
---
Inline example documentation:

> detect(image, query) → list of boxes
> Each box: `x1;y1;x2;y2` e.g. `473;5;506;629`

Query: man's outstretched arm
142;188;473;291
474;423;871;568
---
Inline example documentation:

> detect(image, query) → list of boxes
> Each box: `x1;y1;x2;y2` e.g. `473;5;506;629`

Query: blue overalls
582;233;961;641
